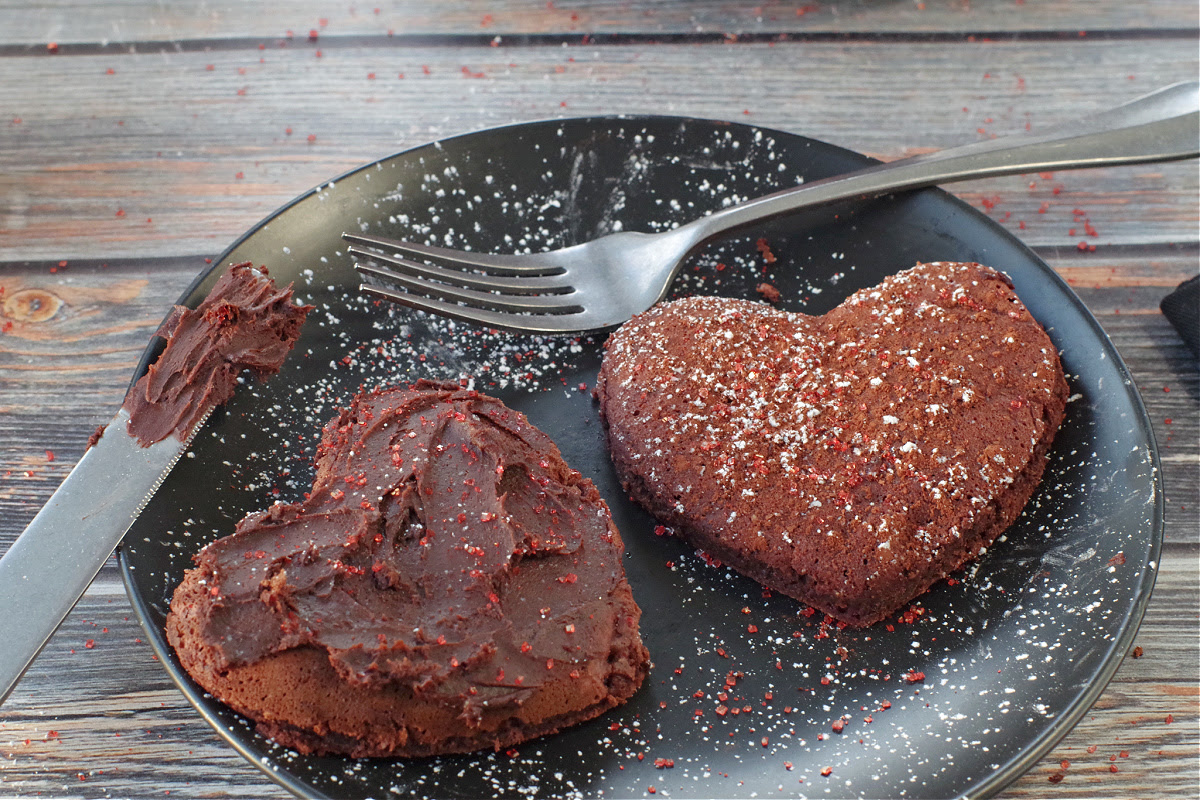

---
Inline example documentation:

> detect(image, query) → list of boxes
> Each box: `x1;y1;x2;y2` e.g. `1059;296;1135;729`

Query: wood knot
4;289;63;323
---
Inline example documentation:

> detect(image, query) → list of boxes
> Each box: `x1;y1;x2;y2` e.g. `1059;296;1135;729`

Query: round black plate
119;117;1162;800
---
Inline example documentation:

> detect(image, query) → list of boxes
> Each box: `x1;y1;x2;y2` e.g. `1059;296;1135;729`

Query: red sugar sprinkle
820;767;832;777
755;237;777;264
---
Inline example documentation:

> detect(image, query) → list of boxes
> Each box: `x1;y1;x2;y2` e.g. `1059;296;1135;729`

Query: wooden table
1;2;1196;797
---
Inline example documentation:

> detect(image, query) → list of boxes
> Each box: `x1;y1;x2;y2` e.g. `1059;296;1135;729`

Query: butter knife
0;407;209;704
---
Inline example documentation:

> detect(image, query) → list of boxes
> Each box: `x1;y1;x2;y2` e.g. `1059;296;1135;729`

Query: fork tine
343;232;565;276
356;266;583;315
349;246;572;295
360;283;587;335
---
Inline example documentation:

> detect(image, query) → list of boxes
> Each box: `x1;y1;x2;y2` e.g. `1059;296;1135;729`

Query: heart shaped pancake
596;262;1068;626
168;381;649;757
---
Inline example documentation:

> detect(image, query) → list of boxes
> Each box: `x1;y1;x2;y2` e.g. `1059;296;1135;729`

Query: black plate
119;117;1162;799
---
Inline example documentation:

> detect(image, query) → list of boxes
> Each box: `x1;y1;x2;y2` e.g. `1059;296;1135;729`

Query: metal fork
346;81;1199;336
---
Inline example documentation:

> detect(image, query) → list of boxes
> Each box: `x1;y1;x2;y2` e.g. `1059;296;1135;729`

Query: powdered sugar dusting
121;118;1161;800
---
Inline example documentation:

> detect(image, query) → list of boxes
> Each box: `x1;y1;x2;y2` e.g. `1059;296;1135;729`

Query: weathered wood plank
3;250;1197;549
1;40;1196;261
0;0;1196;45
0;550;1192;797
1005;657;1200;797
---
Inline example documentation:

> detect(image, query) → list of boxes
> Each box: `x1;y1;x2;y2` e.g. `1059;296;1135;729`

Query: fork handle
685;81;1199;241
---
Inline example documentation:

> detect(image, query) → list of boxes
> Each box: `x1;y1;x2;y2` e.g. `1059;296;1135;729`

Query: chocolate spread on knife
188;382;631;713
123;263;312;446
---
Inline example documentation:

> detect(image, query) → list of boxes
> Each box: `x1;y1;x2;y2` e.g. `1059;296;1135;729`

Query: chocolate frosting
123;262;311;446
188;382;632;715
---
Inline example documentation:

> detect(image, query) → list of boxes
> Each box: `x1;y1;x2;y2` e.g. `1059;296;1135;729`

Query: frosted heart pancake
167;382;649;757
596;262;1068;625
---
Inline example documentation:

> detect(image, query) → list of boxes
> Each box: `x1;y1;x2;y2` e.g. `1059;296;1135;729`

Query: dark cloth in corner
1160;275;1199;358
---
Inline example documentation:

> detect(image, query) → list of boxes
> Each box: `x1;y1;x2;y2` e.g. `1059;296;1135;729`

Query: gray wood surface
0;0;1196;42
0;1;1196;797
1;38;1196;261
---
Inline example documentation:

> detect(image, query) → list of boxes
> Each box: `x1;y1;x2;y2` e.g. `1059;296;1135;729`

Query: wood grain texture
3;251;1195;546
0;253;1195;797
0;0;1197;44
1;39;1196;260
0;552;1193;798
0;1;1196;796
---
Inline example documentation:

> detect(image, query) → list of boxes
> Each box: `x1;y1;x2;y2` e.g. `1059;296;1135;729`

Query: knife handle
0;410;185;705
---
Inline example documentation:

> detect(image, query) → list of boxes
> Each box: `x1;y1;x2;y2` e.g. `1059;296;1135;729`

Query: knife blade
0;406;209;704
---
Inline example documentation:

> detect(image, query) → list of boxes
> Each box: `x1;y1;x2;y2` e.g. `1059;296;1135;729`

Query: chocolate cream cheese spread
123;262;311;446
167;381;648;757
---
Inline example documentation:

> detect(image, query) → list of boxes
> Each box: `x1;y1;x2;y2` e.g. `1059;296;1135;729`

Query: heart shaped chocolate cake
596;262;1068;626
167;381;649;757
